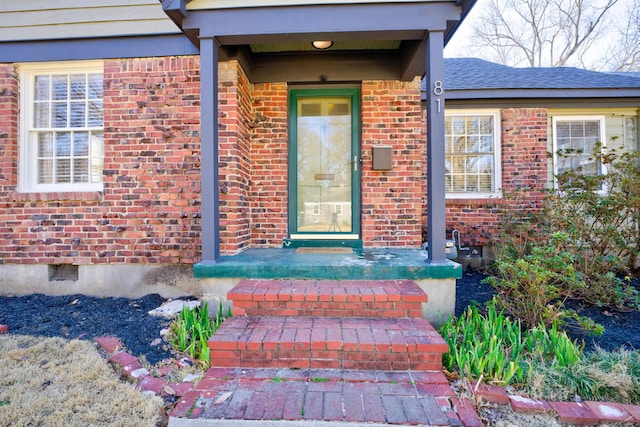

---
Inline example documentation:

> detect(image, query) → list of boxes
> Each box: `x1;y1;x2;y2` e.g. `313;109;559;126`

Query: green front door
288;89;360;246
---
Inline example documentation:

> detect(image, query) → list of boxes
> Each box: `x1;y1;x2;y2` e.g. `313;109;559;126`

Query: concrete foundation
0;264;200;299
416;278;456;327
0;248;462;323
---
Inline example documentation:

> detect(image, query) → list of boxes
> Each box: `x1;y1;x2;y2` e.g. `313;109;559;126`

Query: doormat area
294;247;353;254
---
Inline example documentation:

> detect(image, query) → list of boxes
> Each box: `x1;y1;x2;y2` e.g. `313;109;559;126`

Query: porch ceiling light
312;40;333;50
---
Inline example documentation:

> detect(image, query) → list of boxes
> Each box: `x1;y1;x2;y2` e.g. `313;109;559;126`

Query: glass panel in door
296;97;352;233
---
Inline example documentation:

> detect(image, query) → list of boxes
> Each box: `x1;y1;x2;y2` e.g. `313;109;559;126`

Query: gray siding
188;0;436;9
0;0;178;42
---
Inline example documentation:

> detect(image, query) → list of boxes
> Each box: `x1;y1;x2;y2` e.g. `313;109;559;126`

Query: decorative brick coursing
0;64;20;254
0;57;203;265
249;83;289;247
219;61;252;254
361;79;424;247
441;108;548;247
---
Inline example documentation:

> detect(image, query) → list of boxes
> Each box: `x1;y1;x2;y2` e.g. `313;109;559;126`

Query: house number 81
433;80;443;113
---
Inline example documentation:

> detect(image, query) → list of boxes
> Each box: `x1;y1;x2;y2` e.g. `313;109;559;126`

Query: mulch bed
456;270;640;352
0;271;638;366
0;293;174;365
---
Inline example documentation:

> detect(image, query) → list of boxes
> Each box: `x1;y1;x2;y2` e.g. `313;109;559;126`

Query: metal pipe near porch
200;38;221;263
425;31;447;264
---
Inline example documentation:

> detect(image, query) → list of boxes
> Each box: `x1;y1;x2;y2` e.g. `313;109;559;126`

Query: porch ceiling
162;0;476;82
249;40;401;53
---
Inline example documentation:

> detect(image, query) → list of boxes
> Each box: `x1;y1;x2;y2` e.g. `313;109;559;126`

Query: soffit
250;40;401;53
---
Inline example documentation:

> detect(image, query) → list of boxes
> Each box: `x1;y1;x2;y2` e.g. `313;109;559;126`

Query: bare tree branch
471;0;620;68
601;0;640;70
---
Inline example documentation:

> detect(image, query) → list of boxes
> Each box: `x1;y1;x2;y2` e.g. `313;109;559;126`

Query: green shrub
439;298;583;386
168;301;230;367
552;144;640;272
492;188;547;261
485;233;603;334
489;144;640;312
544;144;640;309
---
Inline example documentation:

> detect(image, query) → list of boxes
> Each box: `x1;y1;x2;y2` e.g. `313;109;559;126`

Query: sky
444;0;634;69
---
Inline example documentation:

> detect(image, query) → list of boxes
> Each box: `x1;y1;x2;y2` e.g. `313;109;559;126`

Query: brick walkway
170;367;481;426
84;329;640;425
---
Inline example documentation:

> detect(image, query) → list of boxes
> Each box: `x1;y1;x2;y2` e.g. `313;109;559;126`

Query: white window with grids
552;116;606;188
19;61;104;193
445;110;501;198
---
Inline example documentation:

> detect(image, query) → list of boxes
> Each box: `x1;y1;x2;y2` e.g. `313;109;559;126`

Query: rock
182;373;200;383
214;391;233;405
130;367;150;379
148;300;201;319
177;357;194;367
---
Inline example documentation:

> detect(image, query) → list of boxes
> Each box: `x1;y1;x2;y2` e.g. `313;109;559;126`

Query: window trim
18;60;104;193
551;115;607;191
444;109;502;199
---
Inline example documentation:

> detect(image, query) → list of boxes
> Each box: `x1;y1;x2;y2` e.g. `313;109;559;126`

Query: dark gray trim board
444;88;640;100
199;38;221;263
444;97;640;109
0;34;198;63
183;3;459;41
162;0;188;29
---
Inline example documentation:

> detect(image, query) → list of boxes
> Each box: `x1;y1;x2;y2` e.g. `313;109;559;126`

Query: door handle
352;155;359;171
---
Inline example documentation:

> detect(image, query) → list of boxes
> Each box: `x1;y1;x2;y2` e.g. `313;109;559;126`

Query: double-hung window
552;116;606;188
444;110;501;198
19;61;104;193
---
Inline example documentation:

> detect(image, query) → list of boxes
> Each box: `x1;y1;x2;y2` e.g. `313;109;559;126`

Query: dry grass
0;334;164;427
526;347;640;404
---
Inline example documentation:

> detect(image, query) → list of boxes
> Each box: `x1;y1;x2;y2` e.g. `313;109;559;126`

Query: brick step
228;279;427;318
207;316;448;371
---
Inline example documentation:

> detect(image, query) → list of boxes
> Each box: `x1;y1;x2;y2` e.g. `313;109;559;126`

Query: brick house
439;58;640;257
1;1;639;320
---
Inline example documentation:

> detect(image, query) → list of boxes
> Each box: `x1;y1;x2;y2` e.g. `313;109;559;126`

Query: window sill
446;196;502;205
11;191;103;202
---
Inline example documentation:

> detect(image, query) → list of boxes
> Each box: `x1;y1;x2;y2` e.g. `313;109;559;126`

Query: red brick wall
361;79;424;247
443;108;548;247
0;64;19;213
0;56;203;264
219;61;252;254
1;55;550;262
249;83;289;247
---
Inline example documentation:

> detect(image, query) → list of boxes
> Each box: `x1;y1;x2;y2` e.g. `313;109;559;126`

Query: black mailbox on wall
372;146;392;170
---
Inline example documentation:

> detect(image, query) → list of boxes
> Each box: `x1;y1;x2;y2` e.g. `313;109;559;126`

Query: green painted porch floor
194;248;462;280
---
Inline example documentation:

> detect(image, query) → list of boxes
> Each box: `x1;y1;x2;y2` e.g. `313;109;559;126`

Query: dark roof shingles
439;58;640;91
